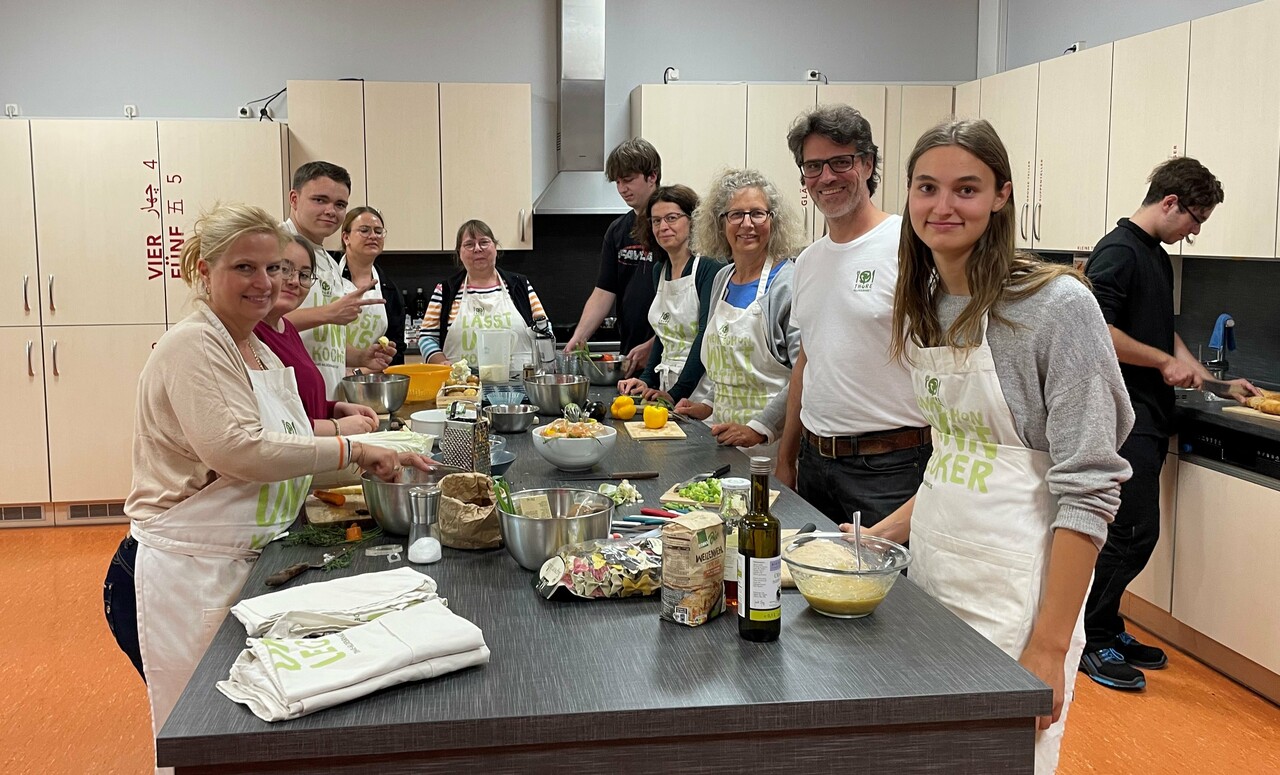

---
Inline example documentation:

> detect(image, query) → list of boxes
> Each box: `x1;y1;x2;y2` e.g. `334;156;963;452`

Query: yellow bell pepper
643;404;669;429
611;397;637;420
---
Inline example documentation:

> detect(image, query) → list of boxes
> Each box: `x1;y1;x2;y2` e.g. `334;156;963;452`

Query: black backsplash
1176;257;1280;386
375;213;620;341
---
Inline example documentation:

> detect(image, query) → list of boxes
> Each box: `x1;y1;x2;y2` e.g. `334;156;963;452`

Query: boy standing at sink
1081;157;1256;691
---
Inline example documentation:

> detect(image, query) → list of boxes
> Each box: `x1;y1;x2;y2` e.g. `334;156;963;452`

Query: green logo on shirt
853;269;876;292
927;376;939;396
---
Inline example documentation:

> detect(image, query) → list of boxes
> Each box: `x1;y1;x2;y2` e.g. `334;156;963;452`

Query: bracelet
349;440;360;467
335;435;345;468
330;418;341;436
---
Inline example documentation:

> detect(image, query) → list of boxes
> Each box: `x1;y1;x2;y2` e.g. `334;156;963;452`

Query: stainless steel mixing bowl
342;373;410;414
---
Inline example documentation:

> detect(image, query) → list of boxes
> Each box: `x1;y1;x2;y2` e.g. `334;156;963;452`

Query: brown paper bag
438;473;500;549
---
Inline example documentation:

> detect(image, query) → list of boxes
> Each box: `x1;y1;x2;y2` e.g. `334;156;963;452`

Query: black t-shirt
596;210;662;353
1085;218;1175;437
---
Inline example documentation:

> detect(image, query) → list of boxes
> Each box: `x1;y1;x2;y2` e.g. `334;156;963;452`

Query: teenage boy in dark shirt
565;139;664;376
1080;157;1257;691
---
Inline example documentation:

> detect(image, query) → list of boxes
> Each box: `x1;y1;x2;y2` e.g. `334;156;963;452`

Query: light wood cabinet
979;64;1039;249
157;121;289;325
439;83;532;250
1034;43;1113;252
953;80;981;119
746;85;816;244
884;85;955;217
818;85;887;219
1173;460;1280;673
285;80;367;250
365;82;443;252
0;327;50;504
630;84;747;198
44;325;164;503
1185;1;1280;258
30;120;167;326
1;121;39;328
1127;443;1179;612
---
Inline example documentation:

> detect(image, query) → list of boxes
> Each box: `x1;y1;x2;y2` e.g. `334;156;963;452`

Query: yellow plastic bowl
385;363;452;404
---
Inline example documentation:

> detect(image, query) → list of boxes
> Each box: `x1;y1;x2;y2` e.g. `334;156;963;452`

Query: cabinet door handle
48;274;56;312
1032;203;1041;241
1020;203;1028;240
51;340;59;376
1185;233;1195;246
26;340;35;377
519;209;526;243
23;274;30;312
804;206;810;233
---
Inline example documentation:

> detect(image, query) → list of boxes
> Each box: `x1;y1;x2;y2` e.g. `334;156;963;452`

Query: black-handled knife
558;471;660;481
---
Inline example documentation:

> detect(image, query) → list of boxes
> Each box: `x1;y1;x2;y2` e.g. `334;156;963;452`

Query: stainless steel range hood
533;0;627;215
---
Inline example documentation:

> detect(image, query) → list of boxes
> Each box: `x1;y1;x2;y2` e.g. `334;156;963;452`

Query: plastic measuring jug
477;330;516;383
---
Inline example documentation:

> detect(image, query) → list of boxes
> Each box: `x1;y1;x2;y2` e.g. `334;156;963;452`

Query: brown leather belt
802;426;930;459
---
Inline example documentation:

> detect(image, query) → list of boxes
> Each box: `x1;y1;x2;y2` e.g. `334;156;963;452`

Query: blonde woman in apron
674;170;804;460
339;206;404;369
618;185;722;404
851;120;1134;773
419;220;543;375
102;205;433;772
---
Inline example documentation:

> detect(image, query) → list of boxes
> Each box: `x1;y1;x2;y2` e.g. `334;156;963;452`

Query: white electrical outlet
261;106;275;119
668;68;679;82
805;69;820;82
237;106;253;119
3;104;18;118
123;104;138;118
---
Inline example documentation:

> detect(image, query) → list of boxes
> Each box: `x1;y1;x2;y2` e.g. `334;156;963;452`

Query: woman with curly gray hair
674;168;804;456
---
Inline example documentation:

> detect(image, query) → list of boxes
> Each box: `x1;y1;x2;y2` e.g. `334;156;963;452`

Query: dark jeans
1083;432;1166;648
103;534;146;681
797;437;931;527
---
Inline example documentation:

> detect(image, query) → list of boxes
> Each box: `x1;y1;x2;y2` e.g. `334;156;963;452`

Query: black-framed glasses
799;153;863;179
1178;203;1206;225
279;266;315;286
720;209;774;225
649;213;689;227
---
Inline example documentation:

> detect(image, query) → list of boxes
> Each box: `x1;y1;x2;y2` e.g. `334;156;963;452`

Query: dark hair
1141;157;1224;210
786;104;880;196
287;234;318;273
632;184;700;253
290;161;352;193
341;205;385;235
606;138;662;185
453;219;500;266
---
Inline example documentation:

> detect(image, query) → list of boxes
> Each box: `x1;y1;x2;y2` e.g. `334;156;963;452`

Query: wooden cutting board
624;421;687;440
304;486;370;525
1222;405;1280;424
659;483;780;509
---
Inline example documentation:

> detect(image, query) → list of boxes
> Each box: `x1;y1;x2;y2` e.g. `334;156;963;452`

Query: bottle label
738;556;781;620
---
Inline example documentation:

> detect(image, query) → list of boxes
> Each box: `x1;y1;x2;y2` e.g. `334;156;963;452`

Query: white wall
0;0;980;195
1003;0;1262;69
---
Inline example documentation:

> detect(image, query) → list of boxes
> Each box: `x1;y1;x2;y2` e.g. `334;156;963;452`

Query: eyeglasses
719;209;774;225
462;238;495;252
799;153;864;179
649;213;689;227
353;226;387;237
279;266;316;286
1178;203;1206;225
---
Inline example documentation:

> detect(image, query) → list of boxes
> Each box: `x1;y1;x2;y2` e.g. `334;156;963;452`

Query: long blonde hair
180;203;289;295
891;119;1083;362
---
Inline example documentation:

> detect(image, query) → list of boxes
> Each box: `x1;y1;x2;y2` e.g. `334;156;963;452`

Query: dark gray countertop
157;391;1049;770
1175;389;1280;443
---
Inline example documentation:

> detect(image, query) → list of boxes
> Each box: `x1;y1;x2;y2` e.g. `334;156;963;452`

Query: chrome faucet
1198;343;1229;380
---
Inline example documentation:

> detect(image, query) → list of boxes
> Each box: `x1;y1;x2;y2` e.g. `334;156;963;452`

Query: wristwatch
351;368;364;376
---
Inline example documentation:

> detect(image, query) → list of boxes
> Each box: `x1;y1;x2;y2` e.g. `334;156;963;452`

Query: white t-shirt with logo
792;213;925;437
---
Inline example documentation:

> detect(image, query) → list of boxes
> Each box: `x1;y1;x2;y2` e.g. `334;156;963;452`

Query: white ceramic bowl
529;423;617;471
409;409;447;439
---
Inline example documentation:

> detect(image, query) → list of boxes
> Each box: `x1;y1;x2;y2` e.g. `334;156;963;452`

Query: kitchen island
158;400;1049;774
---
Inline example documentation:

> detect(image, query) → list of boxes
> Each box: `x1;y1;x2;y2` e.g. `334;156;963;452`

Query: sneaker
1079;647;1146;690
1114;631;1168;670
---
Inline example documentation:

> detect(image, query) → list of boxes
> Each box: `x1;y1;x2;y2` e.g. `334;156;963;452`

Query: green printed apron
336;258;390;352
648;256;710;401
133;352;313;749
442;278;533;376
907;317;1087;775
293;239;353;401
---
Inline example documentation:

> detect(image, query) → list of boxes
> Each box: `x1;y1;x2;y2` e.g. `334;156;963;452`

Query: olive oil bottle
738;456;781;641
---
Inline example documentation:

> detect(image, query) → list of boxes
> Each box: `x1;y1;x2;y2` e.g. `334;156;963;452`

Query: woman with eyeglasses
418;220;546;372
617;185;725;403
674;169;804;455
101;204;432;756
256;234;380;435
339;206;404;368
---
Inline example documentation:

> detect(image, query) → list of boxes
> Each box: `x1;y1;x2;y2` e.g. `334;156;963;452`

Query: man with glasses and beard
775;105;930;528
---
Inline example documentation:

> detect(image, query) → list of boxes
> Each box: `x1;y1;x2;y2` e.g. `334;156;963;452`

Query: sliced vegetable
313;489;346;507
676;478;722;504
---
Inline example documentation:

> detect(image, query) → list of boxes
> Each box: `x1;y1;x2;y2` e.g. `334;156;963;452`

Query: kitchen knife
676;463;731;491
264;544;357;587
1202;378;1243;402
557;471;660;481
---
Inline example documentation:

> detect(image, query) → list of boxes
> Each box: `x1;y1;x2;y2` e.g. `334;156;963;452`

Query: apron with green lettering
648;256;709;400
337;258;390;351
442;279;533;374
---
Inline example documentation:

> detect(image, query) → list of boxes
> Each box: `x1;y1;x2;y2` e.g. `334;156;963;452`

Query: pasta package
659;511;725;627
535;537;663;600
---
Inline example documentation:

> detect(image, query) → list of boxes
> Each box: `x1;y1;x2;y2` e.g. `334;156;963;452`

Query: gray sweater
706;259;802;440
935;276;1135;548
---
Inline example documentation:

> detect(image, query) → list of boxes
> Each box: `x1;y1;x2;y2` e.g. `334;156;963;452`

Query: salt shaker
408;485;443;564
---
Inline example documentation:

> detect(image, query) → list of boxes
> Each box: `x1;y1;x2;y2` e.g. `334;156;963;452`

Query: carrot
314;490;346;507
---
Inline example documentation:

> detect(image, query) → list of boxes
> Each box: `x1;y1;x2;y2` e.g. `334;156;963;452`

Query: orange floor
3;524;1278;773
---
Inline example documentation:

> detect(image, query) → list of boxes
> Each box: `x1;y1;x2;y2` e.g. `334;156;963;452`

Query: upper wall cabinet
366;82;443;252
884;85;955;216
157;121;289;324
286;80;367;250
631;85;748;199
0;121;39;328
30;120;167;326
439;83;533;250
980;63;1039;249
1035;43;1113;252
1185;1;1280;258
953;80;980;120
819;85;887;219
746;85;816;243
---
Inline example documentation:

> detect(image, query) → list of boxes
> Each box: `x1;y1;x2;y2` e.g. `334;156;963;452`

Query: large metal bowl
484;404;541;433
342;373;410;414
360;463;466;535
497;488;614;570
523;374;590;416
585;355;629;386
